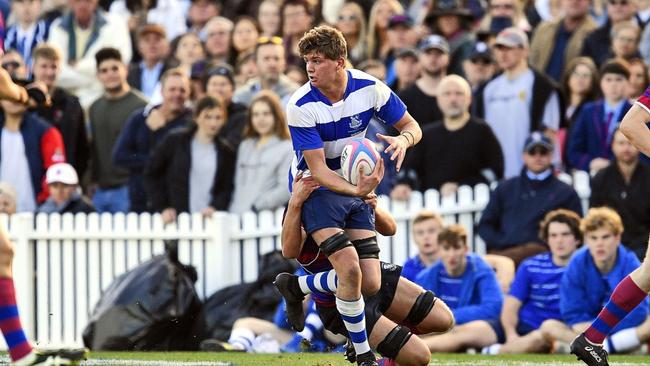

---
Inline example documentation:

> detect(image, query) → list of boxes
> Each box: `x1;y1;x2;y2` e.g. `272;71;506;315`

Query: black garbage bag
82;240;205;350
203;250;298;341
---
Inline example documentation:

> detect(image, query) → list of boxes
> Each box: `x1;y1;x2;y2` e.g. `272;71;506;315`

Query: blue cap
524;132;553;152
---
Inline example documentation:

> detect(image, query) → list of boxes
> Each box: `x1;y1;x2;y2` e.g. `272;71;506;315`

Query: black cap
395;48;419;60
205;64;235;86
468;42;493;63
523;132;553;152
388;15;413;29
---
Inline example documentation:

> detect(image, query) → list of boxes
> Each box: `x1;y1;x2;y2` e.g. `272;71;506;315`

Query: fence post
205;212;237;296
11;213;35;342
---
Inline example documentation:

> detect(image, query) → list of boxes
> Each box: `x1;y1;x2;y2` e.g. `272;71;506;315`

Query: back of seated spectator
416;224;505;352
144;96;235;224
478;132;583;266
540;207;650;354
229;91;292;214
492;209;582;354
567;60;633;173
590;129;650;259
0;182;17;215
38;163;95;214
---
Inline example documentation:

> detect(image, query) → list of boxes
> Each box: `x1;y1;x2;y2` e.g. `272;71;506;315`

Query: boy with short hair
540;207;649;360
402;210;444;282
416;224;504;352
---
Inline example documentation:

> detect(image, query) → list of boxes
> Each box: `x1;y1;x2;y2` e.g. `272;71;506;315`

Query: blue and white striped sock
228;328;255;351
336;297;371;356
298;269;338;295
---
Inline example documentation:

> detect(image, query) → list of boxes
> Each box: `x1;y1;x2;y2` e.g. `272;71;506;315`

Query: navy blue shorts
516;321;537;336
301;189;375;234
485;318;506;344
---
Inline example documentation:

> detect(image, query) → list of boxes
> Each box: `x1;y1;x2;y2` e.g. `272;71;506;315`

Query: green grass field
57;352;650;366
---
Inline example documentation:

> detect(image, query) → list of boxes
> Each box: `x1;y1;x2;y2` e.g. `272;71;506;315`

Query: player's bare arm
281;174;320;259
303;148;384;197
619;104;650;156
376;112;422;172
0;68;29;105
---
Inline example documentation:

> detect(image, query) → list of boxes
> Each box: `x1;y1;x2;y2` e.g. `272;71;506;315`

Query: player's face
32;57;60;90
547;222;580;261
439;242;467;276
585;227;620;265
251;100;276;137
304;53;341;89
196;106;225;138
413;219;441;257
206;75;234;102
97;59;127;93
161;75;190;112
600;73;628;102
611;129;639;164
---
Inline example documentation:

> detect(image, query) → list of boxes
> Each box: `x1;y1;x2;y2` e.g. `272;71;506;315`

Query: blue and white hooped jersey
286;69;407;191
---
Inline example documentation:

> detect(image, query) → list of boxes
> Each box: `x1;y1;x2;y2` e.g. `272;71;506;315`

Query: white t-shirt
0;128;36;212
189;138;217;213
483;69;560;178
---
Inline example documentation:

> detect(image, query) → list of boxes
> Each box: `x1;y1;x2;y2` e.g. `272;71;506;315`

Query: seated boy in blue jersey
403;210;515;293
416;224;505;352
282;25;422;366
540;207;650;355
487;209;582;354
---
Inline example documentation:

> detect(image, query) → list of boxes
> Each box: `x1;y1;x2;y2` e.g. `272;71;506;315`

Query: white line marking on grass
81;360;233;366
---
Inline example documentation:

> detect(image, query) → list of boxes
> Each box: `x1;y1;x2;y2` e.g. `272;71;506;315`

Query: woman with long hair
561;57;600;126
229;91;293;214
366;0;404;60
627;58;650;99
144;95;236;223
171;32;206;76
336;2;368;66
230;16;262;65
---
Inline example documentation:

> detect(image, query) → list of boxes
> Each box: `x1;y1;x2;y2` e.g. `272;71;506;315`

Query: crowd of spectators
1;0;649;357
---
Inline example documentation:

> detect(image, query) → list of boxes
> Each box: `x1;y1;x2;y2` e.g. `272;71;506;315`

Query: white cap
46;163;78;185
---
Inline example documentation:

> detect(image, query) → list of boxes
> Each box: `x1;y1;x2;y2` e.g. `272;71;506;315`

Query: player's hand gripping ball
340;138;381;185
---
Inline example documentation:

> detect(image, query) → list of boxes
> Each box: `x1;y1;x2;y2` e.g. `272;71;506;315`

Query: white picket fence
4;171;591;347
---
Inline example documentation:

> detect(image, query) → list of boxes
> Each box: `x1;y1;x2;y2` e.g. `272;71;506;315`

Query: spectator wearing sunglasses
581;0;639;67
232;36;299;107
335;2;368;66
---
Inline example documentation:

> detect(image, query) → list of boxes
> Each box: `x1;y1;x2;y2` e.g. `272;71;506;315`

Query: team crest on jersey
349;114;362;129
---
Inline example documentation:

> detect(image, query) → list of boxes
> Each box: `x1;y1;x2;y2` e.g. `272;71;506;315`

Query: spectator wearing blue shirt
540;207;650;354
402;211;444;282
417;224;505;352
494;209;582;354
566;60;632;173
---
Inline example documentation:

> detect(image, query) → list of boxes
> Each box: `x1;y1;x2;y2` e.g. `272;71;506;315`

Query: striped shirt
286;69;407;179
636;85;650;114
509;252;566;329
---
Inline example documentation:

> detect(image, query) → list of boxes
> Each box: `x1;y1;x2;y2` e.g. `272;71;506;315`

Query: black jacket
35;87;88;178
472;68;566;132
144;125;236;213
127;60;176;92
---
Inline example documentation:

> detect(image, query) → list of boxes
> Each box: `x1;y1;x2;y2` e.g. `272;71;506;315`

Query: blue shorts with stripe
301;189;375;234
316;262;402;337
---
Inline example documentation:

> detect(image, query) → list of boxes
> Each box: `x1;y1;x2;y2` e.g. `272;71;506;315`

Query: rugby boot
274;272;305;331
356;350;378;366
570;333;609;366
13;348;88;366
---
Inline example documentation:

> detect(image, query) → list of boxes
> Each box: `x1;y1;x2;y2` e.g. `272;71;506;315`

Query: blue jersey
437;268;466;310
402;255;429;282
286;69;407;180
508;252;565;329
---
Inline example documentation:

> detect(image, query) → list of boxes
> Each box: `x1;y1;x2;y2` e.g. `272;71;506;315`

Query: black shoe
356;351;378;366
570;333;609;366
344;339;357;363
199;339;245;352
274;272;305;331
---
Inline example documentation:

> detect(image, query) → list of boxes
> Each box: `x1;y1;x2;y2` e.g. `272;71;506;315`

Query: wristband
400;131;414;147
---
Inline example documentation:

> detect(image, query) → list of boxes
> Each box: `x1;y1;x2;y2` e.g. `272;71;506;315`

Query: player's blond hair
581;207;624;236
412;210;444;227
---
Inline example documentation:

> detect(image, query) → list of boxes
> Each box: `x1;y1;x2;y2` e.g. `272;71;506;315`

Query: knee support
405;290;436;325
376;324;413;359
353;236;380;259
320;231;353;257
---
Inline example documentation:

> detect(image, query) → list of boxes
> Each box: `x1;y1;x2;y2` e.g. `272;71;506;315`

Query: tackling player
283;25;422;366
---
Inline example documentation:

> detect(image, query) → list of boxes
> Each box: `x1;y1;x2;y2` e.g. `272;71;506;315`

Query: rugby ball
340;138;381;185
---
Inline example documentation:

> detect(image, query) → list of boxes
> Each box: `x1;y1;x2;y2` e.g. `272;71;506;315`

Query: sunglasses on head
2;61;20;69
338;14;358;21
257;36;283;45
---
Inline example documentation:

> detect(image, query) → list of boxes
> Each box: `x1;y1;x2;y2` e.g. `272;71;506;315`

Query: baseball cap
495;27;529;49
418;35;450;54
205;64;235;86
395;48;419;60
138;24;166;39
46;163;79;185
523;132;553;153
468;42;493;63
387;15;413;29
